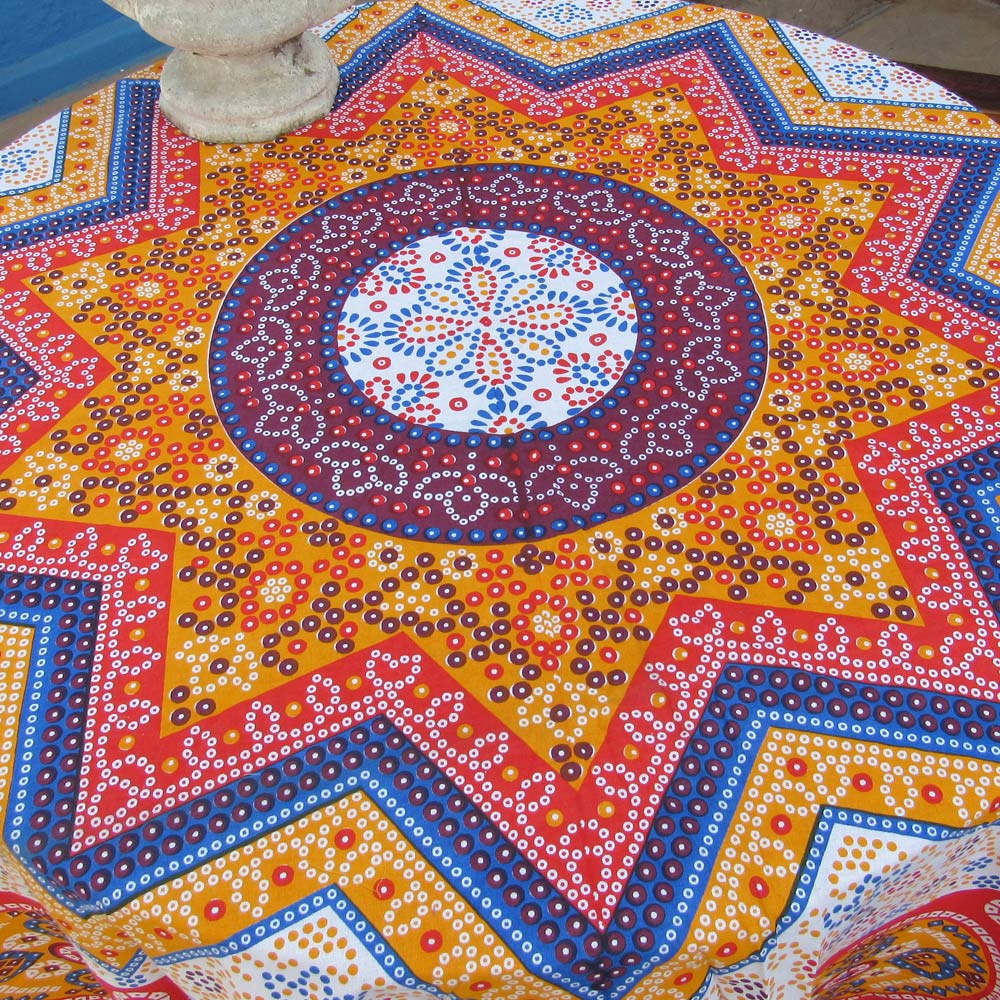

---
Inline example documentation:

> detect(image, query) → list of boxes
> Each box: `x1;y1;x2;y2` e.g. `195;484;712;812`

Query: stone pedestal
103;0;352;142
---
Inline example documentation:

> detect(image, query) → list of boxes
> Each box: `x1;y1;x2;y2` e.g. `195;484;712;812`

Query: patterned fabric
0;2;999;998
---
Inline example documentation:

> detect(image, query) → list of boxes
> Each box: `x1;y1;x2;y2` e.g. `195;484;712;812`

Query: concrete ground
0;0;998;148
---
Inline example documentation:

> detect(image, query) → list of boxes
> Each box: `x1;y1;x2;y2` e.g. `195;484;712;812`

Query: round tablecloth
1;2;1000;998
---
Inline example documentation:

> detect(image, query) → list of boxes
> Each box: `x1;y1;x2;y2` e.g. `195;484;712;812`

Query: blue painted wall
0;0;165;119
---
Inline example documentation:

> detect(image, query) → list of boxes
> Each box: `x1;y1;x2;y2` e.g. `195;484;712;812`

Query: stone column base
159;30;339;143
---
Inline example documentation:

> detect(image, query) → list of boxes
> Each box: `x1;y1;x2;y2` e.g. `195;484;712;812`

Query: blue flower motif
440;227;506;255
338;227;638;432
337;313;385;361
468;397;546;433
829;58;892;93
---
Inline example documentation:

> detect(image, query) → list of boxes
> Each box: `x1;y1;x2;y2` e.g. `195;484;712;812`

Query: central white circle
336;227;639;434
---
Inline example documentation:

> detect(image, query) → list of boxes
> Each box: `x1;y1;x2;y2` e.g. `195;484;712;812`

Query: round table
1;2;1000;998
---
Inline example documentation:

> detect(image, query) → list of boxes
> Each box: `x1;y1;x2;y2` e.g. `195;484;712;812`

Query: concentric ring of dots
211;165;766;542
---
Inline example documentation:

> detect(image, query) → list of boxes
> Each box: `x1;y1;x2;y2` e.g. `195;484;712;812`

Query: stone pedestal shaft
102;0;352;142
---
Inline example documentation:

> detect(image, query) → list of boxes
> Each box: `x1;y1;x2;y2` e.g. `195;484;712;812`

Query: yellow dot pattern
117;791;568;998
627;729;1000;999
